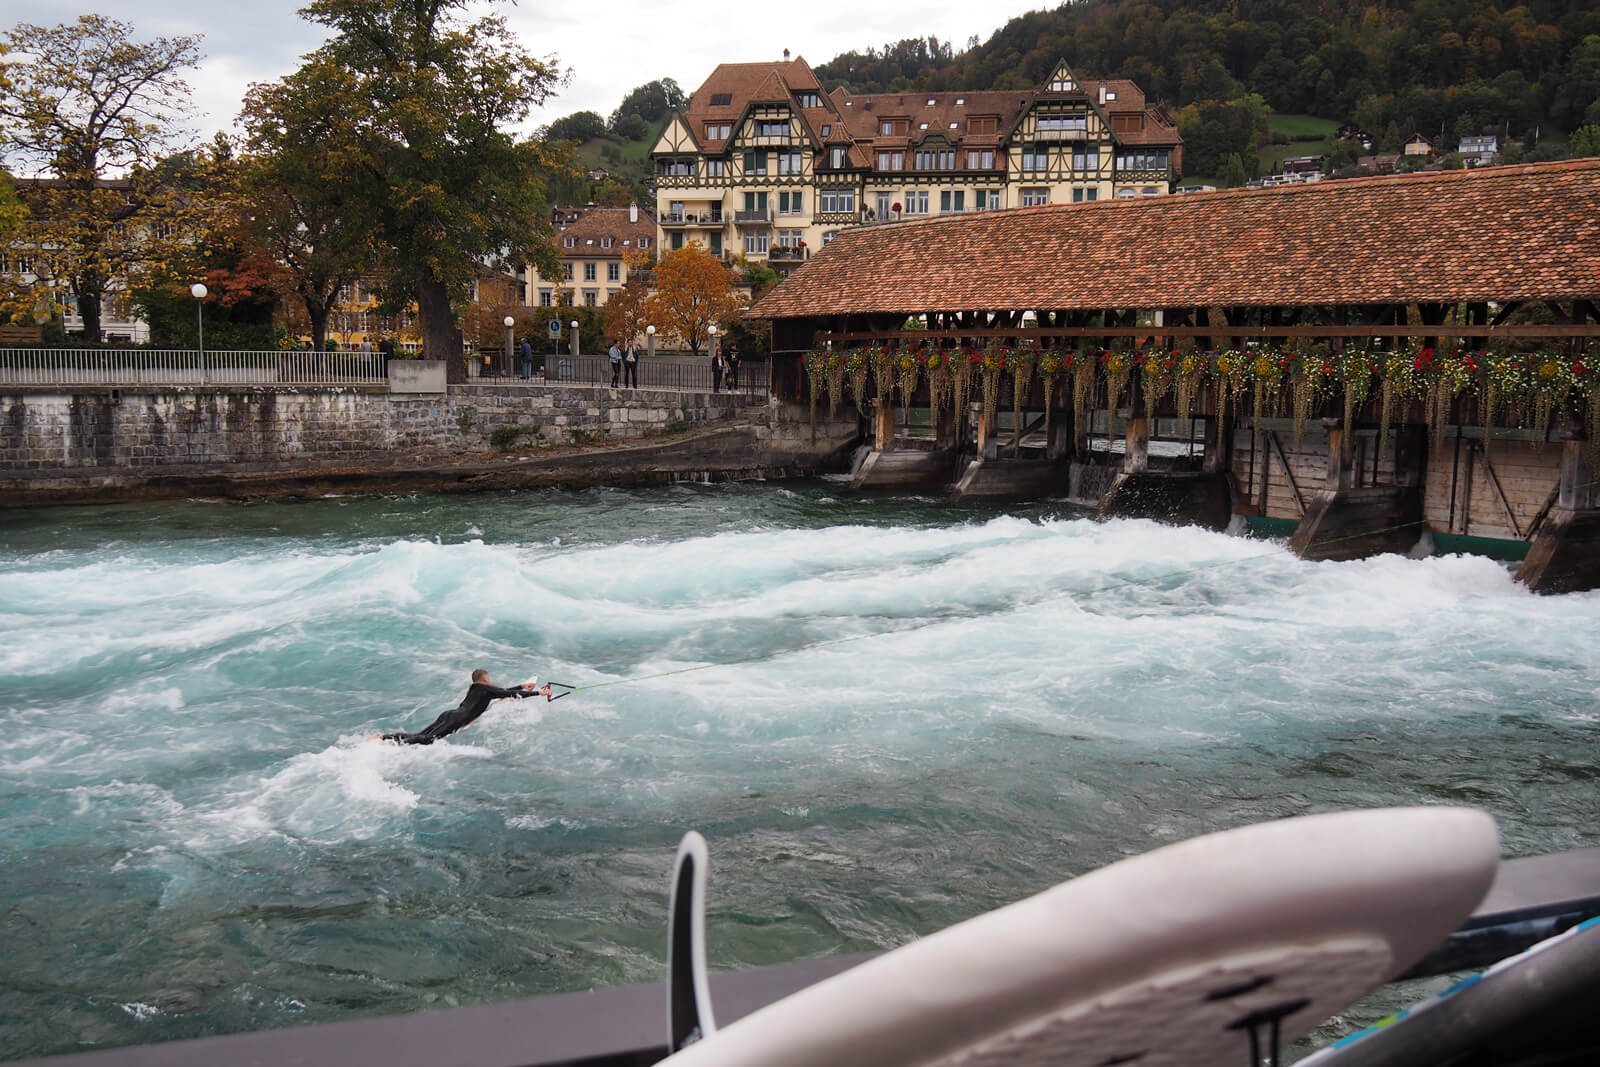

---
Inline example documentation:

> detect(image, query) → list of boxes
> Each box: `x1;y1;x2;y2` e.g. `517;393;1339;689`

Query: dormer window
709;92;732;106
821;124;831;137
563;236;575;248
1050;77;1076;91
797;92;820;108
601;237;612;248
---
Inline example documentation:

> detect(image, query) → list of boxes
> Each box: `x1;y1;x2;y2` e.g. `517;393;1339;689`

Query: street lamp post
707;324;718;391
191;282;208;383
570;319;580;358
503;315;515;378
645;324;656;365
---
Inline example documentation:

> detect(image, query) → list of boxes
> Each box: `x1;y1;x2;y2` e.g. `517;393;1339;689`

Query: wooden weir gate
750;161;1600;593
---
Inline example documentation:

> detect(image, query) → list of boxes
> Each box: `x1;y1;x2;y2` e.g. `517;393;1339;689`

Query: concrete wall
0;385;858;497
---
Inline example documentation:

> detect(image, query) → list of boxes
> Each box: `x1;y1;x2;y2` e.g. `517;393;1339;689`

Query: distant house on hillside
1283;155;1323;175
1358;154;1400;175
1404;134;1433;157
1458;136;1499;166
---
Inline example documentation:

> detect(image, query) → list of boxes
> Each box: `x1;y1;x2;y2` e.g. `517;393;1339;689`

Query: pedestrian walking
520;337;534;380
624;343;638;388
609;340;624;387
711;349;726;392
726;344;741;391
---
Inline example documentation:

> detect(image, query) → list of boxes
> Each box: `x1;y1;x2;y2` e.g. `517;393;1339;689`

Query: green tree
1220;152;1248;188
294;0;566;380
1570;125;1600;158
544;110;608;144
608;79;686;130
0;15;205;341
239;59;375;352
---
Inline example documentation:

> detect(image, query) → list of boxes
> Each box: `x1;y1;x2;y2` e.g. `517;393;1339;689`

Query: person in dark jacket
374;670;550;745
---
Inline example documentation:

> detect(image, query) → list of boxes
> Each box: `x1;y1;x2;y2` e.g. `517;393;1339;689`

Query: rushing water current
1;482;1597;1061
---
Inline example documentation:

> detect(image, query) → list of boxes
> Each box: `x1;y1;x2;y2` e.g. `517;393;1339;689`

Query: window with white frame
904;190;929;214
705;122;731;139
744;232;770;254
607;262;620;281
583;262;596;281
757;120;789;137
639;237;650;249
1072;145;1100;171
821;230;839;245
776;228;803;248
744;151;768;175
1021;145;1049;171
819;189;856;213
778;190;805;214
1020;188;1049;206
539;289;552;306
583;290;597;307
563;236;576;248
1037;115;1087;133
975;189;1000;210
706;159;726;177
938;190;966;212
776;151;804;174
1116;149;1171;172
797;92;820;108
876;151;904;171
829;146;847;168
966;149;995;169
561;262;573;279
914;149;956;170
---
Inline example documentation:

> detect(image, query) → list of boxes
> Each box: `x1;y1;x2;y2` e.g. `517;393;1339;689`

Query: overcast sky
4;1;1045;148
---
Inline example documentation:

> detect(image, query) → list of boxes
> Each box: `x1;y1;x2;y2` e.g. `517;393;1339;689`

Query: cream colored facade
523;202;657;309
650;59;1182;273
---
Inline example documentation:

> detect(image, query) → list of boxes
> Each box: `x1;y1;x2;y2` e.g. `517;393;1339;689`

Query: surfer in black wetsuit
374;670;551;745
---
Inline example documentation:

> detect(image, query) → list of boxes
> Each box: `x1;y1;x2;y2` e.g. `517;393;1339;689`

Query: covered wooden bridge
749;158;1600;592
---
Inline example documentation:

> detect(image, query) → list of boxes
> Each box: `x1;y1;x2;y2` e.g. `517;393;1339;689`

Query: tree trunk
416;274;463;382
74;278;104;343
303;294;330;352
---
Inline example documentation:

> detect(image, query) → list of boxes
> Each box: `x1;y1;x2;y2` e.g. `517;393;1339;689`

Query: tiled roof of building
683;58;829;152
557;205;657;257
752;160;1600;319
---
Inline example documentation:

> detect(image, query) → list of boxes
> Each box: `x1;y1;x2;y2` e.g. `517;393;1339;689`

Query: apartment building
524;202;657;309
649;56;1182;272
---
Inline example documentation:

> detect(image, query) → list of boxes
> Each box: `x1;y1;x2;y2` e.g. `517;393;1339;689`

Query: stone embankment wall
0;384;860;502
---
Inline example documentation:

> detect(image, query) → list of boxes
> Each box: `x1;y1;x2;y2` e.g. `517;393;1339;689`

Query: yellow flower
1538;360;1560;380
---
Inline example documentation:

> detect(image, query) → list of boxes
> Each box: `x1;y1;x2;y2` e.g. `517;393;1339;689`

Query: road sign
547;319;562;339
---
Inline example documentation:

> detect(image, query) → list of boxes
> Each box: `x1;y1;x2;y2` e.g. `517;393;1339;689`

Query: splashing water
1;483;1596;1059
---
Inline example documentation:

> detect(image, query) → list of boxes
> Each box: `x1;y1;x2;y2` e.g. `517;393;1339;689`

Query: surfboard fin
668;831;717;1052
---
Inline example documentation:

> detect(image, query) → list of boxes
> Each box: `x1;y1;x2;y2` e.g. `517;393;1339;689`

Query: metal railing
493;354;768;395
0;348;388;386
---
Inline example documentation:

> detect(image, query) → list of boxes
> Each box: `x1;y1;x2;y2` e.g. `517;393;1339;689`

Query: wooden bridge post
1290;421;1425;562
874;400;895;453
1517;438;1600;593
1123;417;1150;474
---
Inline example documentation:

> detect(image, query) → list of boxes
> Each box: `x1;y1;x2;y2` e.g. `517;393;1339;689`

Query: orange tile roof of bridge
750;159;1600;319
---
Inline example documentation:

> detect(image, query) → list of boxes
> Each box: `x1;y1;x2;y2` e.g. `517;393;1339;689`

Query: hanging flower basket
1173;347;1206;427
846;347;871;413
1378;347;1418;454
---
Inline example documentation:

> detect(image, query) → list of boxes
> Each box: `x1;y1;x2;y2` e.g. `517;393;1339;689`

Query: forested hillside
816;0;1600;177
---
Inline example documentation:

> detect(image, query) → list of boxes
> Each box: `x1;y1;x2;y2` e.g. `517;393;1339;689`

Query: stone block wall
0;385;853;481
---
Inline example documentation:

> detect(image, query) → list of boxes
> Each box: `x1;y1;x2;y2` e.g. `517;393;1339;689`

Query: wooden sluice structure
751;160;1600;592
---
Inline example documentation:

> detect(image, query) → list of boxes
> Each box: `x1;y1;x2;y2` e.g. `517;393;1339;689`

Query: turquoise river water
1;481;1597;1061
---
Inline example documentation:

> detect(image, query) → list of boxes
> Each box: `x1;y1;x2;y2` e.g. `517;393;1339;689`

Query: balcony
733;209;774;226
768;245;809;263
1034;128;1090;141
661;211;727;228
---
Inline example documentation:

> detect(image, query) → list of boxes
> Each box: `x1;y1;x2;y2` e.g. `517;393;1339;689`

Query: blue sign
547;319;562;339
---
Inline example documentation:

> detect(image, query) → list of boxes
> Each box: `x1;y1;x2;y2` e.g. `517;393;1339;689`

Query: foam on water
1;484;1597;1060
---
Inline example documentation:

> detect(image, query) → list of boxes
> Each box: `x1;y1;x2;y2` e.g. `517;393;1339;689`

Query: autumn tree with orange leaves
642;245;745;355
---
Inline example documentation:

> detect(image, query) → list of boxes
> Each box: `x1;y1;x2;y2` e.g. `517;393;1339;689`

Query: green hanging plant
980;342;1008;435
1338;347;1377;443
1423;348;1478;448
1377;346;1418;456
803;348;828;432
1037;351;1067;447
896;348;922;419
871;345;897;415
924;349;953;429
1010;347;1036;451
1072;349;1098;442
1248;348;1286;457
952;346;976;444
1210;347;1246;451
824;350;846;422
1140;348;1172;423
1291;341;1332;448
846;347;871;414
1173;345;1206;428
1103;348;1134;439
1530;351;1581;449
1480;346;1524;454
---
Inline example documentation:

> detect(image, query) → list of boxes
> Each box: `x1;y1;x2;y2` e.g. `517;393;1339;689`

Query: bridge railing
0;348;388;386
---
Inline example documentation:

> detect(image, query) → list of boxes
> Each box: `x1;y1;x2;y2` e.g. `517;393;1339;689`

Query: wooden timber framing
750;161;1600;590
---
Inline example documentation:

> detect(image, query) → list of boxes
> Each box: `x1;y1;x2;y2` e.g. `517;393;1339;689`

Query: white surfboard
660;807;1500;1067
